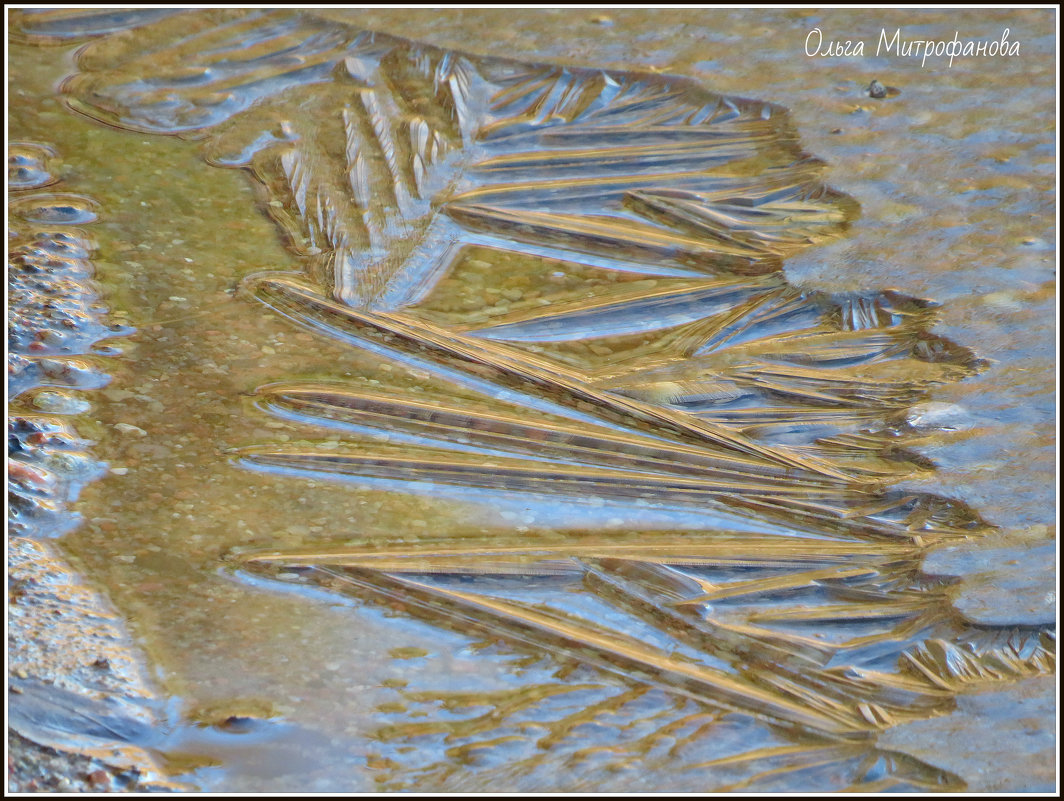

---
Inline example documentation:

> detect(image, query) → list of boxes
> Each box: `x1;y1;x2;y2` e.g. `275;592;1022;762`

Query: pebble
389;647;429;660
32;391;90;414
865;79;899;99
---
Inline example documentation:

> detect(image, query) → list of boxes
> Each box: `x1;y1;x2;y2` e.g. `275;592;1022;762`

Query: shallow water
7;8;1055;792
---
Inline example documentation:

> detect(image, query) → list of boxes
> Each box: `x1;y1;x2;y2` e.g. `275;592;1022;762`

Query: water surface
7;8;1055;792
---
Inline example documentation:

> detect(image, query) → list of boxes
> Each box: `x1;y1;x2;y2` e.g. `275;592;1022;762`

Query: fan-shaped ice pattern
37;9;856;307
13;7;1052;791
361;677;963;792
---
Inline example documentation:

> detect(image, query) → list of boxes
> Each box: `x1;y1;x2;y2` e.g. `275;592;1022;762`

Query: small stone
865;79;898;99
114;423;147;436
32;391;90;414
389;646;429;660
867;79;887;99
216;715;269;733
